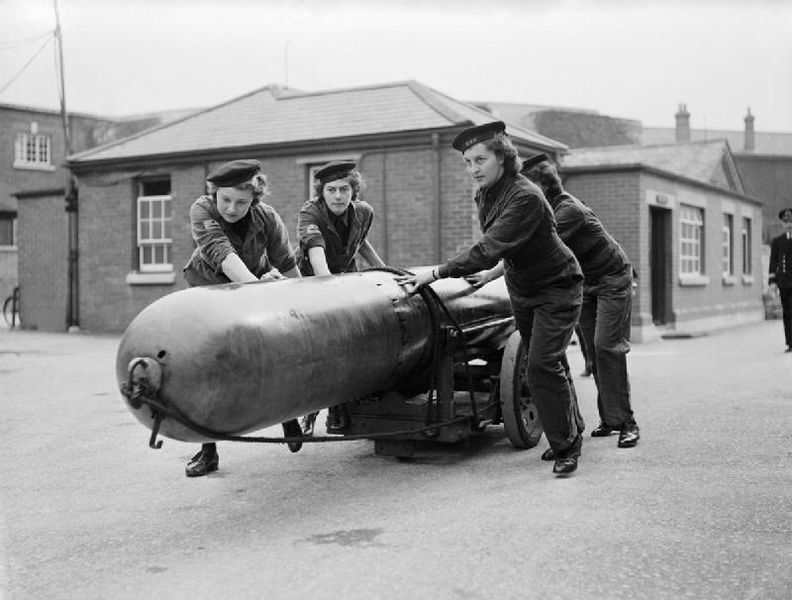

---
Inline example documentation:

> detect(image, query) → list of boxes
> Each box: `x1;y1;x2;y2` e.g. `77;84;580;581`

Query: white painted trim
12;161;56;172
678;274;710;287
295;153;362;165
125;271;176;285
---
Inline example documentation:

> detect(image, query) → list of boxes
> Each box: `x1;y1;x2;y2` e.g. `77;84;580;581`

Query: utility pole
54;0;79;330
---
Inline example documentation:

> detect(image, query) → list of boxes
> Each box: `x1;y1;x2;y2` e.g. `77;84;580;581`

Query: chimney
675;104;690;142
744;107;755;151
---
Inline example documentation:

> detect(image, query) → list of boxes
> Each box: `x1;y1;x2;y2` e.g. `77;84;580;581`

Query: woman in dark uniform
521;154;640;450
296;160;386;435
182;159;304;477
396;121;585;476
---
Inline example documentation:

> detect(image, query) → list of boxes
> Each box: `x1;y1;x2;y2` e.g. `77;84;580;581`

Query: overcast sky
1;0;791;133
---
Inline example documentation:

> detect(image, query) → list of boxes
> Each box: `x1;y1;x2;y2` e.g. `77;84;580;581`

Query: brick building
643;105;792;244
1;102;184;317
563;139;764;340
20;81;565;332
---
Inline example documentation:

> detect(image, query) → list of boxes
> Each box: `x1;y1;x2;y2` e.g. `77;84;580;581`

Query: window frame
722;213;735;283
679;205;705;276
13;132;55;171
0;213;17;249
741;216;753;283
135;192;173;274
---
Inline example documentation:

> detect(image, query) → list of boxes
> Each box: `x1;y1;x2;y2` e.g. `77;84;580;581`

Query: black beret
520;153;549;173
778;207;792;221
315;160;357;183
207;159;261;187
452;121;507;152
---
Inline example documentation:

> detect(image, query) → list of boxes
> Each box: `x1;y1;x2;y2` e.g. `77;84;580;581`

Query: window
680;205;705;275
0;213;16;247
14;132;53;169
741;217;752;276
136;179;172;273
722;213;734;277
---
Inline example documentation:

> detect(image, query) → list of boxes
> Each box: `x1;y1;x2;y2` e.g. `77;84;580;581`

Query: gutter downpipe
55;0;79;331
432;132;442;262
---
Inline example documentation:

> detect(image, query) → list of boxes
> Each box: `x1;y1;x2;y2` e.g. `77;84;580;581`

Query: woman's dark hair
207;172;270;205
482;133;521;176
522;161;563;199
313;169;364;201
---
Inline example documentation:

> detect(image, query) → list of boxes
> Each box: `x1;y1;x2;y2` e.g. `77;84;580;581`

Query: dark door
649;206;672;325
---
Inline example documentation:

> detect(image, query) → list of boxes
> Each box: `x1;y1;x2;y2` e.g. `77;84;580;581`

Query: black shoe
786;346;792;353
553;436;582;476
301;412;318;437
580;369;592;377
591;422;617;437
282;420;303;453
618;424;640;448
541;448;555;461
185;448;219;477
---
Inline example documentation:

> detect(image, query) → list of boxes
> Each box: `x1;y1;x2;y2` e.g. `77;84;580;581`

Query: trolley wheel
499;331;543;449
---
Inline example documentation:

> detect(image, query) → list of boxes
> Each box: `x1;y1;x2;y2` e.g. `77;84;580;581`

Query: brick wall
70;143;554;332
74;146;467;331
16;192;68;331
565;169;763;333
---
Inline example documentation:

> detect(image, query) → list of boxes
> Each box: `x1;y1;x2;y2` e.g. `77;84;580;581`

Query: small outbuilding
563;139;764;340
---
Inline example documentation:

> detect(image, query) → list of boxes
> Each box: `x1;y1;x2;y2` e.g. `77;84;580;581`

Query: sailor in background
768;207;792;352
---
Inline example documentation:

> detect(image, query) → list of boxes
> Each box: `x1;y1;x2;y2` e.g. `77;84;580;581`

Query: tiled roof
69;81;565;163
563;139;743;193
642;126;792;156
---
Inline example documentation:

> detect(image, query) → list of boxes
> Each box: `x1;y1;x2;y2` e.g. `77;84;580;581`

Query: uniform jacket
296;198;374;276
182;195;297;287
440;173;581;297
769;232;792;289
548;191;629;284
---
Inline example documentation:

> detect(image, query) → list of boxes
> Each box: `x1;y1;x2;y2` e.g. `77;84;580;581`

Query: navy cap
520;153;549;173
779;207;792;221
207;159;261;187
315;160;356;183
452;121;506;152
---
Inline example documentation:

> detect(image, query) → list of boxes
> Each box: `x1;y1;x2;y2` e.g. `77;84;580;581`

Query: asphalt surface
1;320;792;600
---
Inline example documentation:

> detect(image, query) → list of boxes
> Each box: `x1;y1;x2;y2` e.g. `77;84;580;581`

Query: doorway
649;206;672;325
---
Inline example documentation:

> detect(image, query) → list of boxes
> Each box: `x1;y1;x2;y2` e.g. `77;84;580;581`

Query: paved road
1;321;792;600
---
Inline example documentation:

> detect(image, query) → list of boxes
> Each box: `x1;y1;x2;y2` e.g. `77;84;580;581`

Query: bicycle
2;286;20;328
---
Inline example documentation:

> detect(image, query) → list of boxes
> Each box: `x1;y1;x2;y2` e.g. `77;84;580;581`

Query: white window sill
0;245;18;252
722;274;737;286
13;161;56;172
741;274;754;285
679;274;710;287
126;271;176;285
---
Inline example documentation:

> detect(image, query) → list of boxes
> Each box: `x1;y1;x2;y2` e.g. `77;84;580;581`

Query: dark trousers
780;286;792;346
509;279;583;452
578;267;636;428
